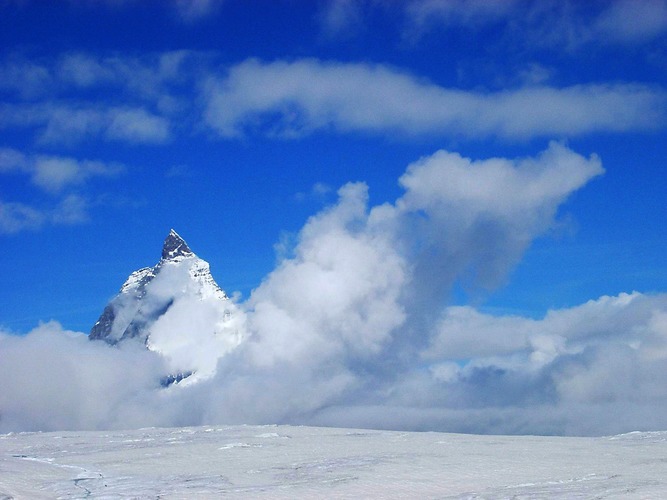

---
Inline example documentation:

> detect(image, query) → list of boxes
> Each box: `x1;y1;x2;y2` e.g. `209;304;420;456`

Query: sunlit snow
1;425;667;498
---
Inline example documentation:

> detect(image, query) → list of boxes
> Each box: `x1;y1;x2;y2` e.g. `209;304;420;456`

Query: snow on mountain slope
89;229;245;383
1;425;667;498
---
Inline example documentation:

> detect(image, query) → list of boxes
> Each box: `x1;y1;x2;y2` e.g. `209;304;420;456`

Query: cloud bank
6;143;666;437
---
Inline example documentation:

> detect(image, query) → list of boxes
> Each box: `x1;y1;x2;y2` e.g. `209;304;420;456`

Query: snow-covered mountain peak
90;229;245;384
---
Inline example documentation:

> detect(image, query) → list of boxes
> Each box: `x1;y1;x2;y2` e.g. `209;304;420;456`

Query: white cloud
0;321;168;431
0;195;92;234
51;194;89;225
0;52;193;146
0;147;28;172
57;52;117;88
186;143;606;431
380;141;603;300
424;291;648;361
593;0;667;44
0;148;124;193
0;102;171;145
318;0;366;39
202;59;666;140
246;182;408;368
0;200;44;234
56;51;195;102
404;0;667;48
3;144;667;436
32;156;117;193
0;148;125;233
0;56;52;99
405;0;520;35
172;0;223;23
3;51;664;145
106;107;171;143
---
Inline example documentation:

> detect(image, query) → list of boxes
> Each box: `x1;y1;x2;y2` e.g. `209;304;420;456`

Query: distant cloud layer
203;59;665;139
6;143;664;437
0;147;123;233
2;49;662;234
328;0;667;47
4;52;662;148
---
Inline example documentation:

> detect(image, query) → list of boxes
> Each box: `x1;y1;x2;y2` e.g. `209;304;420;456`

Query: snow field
1;425;667;498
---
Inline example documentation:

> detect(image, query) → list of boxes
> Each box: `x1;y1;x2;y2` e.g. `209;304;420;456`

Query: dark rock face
161;229;193;261
89;304;117;342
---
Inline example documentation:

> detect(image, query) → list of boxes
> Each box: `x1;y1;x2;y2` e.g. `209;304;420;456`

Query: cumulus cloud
3;143;654;436
202;58;666;140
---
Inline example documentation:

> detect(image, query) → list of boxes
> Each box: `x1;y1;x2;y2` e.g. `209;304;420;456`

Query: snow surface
1;425;667;498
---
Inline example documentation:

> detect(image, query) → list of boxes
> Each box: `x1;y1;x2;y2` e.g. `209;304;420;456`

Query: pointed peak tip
162;229;193;260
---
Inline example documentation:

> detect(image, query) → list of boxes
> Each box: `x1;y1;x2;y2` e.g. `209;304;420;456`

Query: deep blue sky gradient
1;0;666;332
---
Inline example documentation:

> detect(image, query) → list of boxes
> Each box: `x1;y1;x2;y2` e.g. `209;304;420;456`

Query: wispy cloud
61;0;225;25
0;147;124;233
0;147;123;193
318;0;366;39
202;58;666;140
404;0;667;48
172;0;224;23
0;200;45;234
3;52;664;146
405;0;520;34
0;52;198;146
0;102;171;146
594;0;667;44
0;195;89;234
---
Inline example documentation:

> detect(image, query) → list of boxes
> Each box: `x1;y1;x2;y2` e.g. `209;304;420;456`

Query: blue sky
1;0;665;333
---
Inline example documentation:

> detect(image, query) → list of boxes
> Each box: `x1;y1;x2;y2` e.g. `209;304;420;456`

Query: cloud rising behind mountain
3;142;667;436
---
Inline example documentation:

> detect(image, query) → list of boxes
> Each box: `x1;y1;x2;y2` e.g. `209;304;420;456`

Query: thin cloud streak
0;147;124;194
203;59;666;140
0;147;124;233
0;103;171;145
2;52;664;145
403;0;667;47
